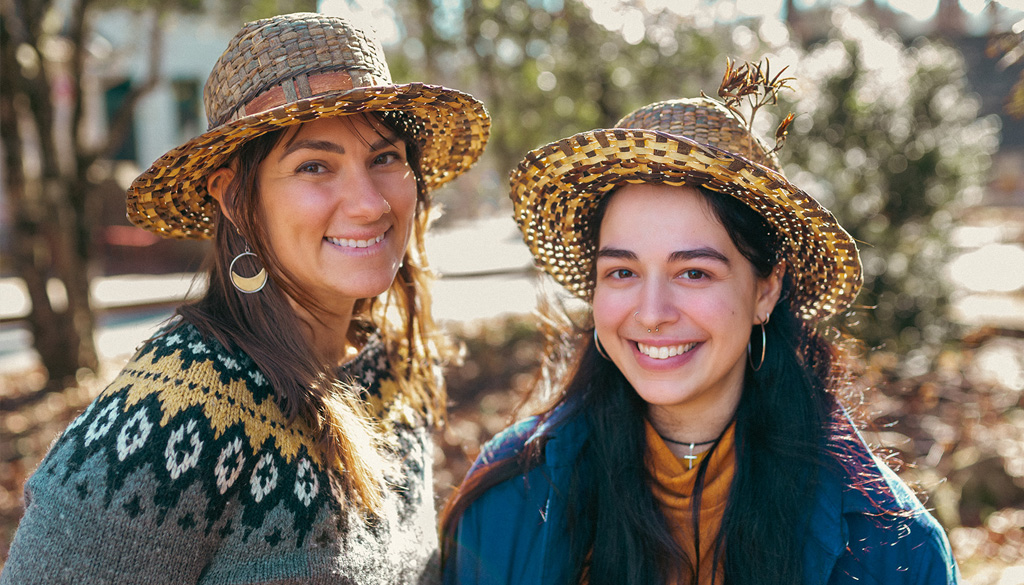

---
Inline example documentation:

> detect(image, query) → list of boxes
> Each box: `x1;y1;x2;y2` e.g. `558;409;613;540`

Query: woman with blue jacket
441;61;958;585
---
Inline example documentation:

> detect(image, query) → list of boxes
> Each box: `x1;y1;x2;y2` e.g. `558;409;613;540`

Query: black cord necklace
657;434;718;470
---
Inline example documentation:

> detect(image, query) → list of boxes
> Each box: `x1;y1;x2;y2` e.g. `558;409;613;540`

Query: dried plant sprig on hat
712;58;796;155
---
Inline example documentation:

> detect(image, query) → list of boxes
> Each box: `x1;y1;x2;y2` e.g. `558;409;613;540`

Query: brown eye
372;152;402;166
681;269;707;280
297;162;326;173
611;269;634;279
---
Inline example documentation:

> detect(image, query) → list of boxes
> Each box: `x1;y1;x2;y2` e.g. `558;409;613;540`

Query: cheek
259;197;306;249
261;183;318;226
388;178;419;230
697;296;757;339
693;295;744;323
592;286;630;331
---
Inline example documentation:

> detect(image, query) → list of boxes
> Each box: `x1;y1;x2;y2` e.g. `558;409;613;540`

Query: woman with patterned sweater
2;12;488;585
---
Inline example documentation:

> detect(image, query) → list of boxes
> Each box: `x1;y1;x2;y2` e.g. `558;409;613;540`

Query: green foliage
95;0;204;12
387;0;730;179
778;10;999;369
99;0;317;24
215;0;317;23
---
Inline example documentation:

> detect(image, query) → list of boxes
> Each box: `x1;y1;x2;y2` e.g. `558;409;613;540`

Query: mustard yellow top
645;420;737;584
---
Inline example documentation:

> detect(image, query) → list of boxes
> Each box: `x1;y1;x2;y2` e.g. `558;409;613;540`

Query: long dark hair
442;184;846;584
176;112;451;513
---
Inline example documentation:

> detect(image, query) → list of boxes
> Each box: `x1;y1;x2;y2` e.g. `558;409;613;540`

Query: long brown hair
177;111;451;513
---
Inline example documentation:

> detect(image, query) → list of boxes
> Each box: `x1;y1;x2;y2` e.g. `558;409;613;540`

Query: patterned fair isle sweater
1;320;439;585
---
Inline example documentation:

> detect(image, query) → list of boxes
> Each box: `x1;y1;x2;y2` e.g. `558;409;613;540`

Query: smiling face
592;183;783;436
254;114;418;315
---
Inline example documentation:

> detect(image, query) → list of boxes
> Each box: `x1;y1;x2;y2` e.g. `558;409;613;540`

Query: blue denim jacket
445;408;959;585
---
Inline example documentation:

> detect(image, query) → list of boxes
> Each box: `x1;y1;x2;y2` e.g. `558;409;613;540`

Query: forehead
279;113;393;145
598;183;730;250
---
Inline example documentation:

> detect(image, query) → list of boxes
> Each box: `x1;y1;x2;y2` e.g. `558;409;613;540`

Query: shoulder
466;417;542;476
8;321;335;561
344;331;436;430
817;427;959;584
467;403;590;479
446;415;573;585
83;320;317;467
123;320;274;400
458;405;591;526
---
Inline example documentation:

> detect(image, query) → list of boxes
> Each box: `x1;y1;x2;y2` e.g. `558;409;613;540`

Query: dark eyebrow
280;139;345;160
596;248;637;261
367;135;401;152
596;246;730;265
278;134;400;160
669;247;730;265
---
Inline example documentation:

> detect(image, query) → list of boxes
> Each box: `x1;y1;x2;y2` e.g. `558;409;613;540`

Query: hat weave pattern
510;98;861;322
128;13;489;240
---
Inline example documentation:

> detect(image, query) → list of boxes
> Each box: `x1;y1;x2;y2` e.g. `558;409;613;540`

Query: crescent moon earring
229;243;268;294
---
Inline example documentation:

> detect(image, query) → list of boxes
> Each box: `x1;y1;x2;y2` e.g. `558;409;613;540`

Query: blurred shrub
778;10;1000;370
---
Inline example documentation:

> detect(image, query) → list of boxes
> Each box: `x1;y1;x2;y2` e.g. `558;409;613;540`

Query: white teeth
637;342;697;360
326;233;385;248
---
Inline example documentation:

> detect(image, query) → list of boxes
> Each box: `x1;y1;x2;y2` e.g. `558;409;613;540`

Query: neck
647;401;739;460
657;433;718;448
288;295;356;366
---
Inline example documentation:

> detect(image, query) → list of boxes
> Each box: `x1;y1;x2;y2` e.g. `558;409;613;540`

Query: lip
637;341;698;360
324;228;388;251
631;339;701;369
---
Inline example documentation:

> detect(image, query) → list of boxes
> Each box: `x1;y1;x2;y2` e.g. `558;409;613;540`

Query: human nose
634;281;676;334
341;167;392;222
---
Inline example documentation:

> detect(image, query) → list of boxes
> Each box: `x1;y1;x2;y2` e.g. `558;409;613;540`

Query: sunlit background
2;0;1023;580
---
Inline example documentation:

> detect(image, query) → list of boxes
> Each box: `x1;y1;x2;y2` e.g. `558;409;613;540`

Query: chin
630;382;690;406
340;268;402;296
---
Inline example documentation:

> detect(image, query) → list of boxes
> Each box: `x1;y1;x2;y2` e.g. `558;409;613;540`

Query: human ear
755;263;786;323
207;167;237;225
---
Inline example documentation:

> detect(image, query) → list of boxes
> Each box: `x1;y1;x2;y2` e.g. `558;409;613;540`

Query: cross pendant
683;444;698;470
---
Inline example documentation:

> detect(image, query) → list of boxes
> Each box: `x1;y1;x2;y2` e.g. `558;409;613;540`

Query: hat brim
510;127;862;322
127;83;490;239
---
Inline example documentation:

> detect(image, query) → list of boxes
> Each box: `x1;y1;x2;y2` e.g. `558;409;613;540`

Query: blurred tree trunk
410;0;441;82
0;0;163;387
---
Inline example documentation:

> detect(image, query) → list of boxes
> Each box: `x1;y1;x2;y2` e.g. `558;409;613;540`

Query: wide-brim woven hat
509;97;862;322
128;12;490;240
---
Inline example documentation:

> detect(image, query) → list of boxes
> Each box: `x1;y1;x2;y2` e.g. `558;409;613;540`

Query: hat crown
615;97;781;172
203;13;391;128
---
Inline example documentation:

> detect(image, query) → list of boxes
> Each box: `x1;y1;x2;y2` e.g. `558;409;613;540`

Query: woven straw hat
509;97;862;322
127;12;490;239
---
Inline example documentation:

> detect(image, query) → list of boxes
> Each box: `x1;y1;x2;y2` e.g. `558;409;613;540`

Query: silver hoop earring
594;329;611;361
747;312;769;372
229;245;268;294
634;311;652;333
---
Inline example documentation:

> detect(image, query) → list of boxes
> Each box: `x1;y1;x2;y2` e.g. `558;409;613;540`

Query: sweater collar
335;331;386;391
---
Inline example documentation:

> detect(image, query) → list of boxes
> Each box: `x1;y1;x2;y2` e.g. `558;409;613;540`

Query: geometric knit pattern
1;320;439;585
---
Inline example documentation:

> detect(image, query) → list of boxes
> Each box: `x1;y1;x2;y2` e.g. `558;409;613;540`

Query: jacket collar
530;400;590;468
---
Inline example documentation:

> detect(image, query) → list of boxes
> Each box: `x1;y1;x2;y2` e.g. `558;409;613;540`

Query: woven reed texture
509;97;861;323
127;13;490;240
